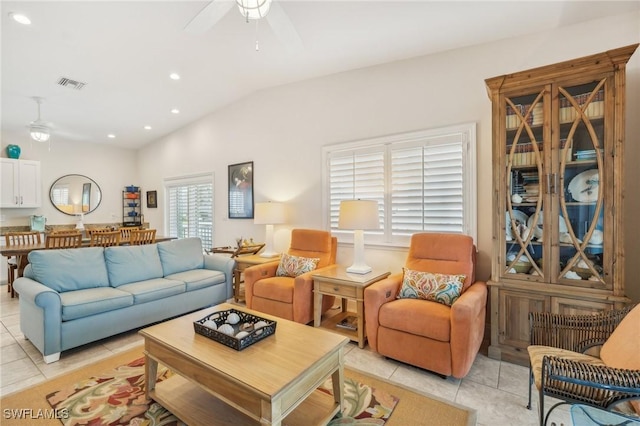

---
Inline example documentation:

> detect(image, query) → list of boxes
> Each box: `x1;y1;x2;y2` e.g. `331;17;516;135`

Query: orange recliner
244;229;337;324
364;232;487;378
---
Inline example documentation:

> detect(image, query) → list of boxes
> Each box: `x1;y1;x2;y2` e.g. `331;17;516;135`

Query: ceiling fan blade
266;2;303;53
184;0;235;35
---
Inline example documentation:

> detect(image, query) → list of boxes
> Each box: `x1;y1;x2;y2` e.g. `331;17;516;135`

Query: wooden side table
312;265;390;348
233;254;280;303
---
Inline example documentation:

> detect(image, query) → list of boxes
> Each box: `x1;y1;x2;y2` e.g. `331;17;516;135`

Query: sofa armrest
13;277;63;356
244;261;280;308
13;277;62;309
364;272;403;351
203;254;236;300
450;280;488;378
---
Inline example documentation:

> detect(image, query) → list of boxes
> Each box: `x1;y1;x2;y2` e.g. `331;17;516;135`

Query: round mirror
49;174;102;215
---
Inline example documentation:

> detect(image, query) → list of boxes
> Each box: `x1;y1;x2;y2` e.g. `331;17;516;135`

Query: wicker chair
527;305;640;426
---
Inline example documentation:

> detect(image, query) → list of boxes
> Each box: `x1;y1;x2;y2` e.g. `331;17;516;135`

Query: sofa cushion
276;253;319;277
600;305;640;370
117;278;185;304
397;268;466;307
105;245;164;287
28;247;109;293
165;269;225;291
157;237;204;276
379;298;451;342
59;287;134;321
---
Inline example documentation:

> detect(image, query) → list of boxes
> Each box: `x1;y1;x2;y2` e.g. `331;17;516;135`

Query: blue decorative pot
6;144;21;159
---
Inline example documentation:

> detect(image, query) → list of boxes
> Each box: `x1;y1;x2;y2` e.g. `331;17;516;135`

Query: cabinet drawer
317;282;357;298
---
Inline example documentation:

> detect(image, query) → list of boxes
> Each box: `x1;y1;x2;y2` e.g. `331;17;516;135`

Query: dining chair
89;230;121;247
129;228;156;245
45;232;83;249
119;226;140;241
48;229;81;235
86;227;111;236
5;231;41;298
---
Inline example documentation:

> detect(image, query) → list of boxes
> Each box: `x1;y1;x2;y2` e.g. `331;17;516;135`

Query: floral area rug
46;358;398;426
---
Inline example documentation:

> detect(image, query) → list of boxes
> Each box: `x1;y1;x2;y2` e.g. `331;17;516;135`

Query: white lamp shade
254;202;286;225
338;200;379;274
338;200;380;230
237;0;272;20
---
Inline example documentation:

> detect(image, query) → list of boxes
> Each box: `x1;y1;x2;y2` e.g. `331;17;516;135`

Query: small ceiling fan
184;0;303;52
28;97;52;143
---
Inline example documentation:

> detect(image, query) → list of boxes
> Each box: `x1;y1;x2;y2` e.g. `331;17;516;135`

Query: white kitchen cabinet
0;158;42;208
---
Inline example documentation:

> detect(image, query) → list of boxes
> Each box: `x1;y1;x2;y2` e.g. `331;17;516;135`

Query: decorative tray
193;309;277;351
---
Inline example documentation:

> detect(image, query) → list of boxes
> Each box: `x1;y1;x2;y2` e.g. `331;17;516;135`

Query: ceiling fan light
237;0;272;20
30;123;50;142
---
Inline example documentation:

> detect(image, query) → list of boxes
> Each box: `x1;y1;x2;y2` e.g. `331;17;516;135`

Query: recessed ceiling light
171;108;180;114
9;12;31;25
144;125;152;130
107;134;116;139
169;73;180;80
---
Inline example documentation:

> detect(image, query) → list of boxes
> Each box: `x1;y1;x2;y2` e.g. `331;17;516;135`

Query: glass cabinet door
503;90;546;278
556;80;607;288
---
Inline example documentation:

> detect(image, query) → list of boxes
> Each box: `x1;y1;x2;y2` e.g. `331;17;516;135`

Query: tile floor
0;289;572;426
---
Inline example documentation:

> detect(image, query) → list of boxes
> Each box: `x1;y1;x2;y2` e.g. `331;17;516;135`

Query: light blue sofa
13;237;234;363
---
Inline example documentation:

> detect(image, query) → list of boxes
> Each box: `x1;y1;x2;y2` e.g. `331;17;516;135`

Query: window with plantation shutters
323;123;476;246
165;173;214;250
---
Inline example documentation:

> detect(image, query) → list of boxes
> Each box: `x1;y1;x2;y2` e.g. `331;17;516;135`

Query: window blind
324;123;476;245
166;175;213;250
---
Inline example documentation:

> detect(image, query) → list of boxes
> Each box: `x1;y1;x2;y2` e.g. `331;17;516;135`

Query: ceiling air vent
56;77;86;90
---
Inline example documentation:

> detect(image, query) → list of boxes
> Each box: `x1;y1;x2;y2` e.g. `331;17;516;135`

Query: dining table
1;235;176;280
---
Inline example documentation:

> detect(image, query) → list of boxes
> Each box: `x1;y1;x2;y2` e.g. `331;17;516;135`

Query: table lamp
254;202;286;257
338;199;380;274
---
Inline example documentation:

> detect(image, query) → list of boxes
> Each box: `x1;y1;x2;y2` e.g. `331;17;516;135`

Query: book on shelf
336;315;358;331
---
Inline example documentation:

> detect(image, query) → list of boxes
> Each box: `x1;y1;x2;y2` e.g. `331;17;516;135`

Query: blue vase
6;144;21;159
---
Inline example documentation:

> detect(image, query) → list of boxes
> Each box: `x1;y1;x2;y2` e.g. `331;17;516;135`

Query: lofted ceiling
2;1;638;150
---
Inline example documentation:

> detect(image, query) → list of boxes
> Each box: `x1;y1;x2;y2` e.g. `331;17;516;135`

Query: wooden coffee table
139;303;349;425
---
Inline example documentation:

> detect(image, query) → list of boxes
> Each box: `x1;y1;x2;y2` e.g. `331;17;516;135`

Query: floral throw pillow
276;253;320;277
397;268;466;307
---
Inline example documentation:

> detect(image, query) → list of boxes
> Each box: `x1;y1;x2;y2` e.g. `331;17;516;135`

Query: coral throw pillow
397;268;466;306
600;304;640;371
276;253;320;277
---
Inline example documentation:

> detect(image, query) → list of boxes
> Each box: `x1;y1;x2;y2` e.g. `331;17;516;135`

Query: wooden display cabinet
485;45;637;364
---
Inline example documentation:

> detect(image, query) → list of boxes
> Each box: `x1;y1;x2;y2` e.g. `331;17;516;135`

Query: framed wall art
228;161;254;219
147;190;158;208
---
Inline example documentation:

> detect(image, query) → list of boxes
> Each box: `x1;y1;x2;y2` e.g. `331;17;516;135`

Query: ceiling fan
184;0;303;52
28;97;52;144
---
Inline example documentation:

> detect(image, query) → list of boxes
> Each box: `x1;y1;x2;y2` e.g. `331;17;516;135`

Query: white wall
139;12;639;301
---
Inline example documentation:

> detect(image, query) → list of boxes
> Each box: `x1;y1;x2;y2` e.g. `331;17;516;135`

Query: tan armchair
244;229;337;324
364;232;487;379
527;305;640;426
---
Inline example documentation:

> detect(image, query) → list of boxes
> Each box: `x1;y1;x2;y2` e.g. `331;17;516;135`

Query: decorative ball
226;313;240;325
203;320;217;330
6;144;21;159
235;331;249;339
218;324;235;335
254;321;268;329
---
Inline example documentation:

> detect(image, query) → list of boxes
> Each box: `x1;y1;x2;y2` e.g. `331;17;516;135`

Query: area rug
45;356;399;426
1;347;475;426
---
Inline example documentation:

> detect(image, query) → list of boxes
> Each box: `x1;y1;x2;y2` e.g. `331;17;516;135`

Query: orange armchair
244;229;337;324
364;233;487;378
